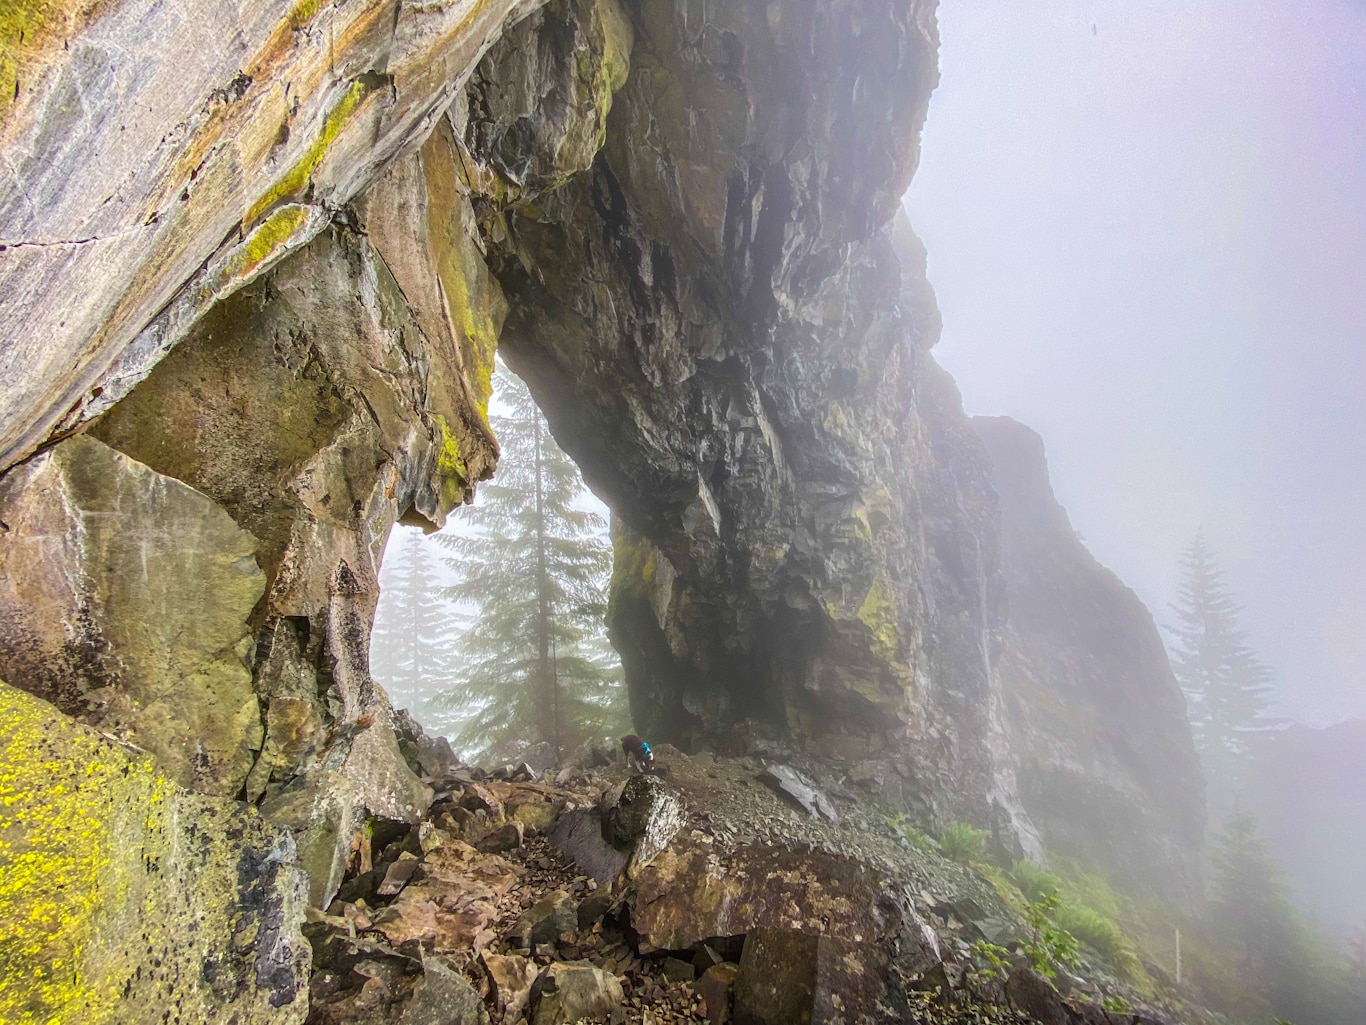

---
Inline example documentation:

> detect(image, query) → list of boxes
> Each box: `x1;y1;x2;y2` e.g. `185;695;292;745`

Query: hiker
621;733;655;773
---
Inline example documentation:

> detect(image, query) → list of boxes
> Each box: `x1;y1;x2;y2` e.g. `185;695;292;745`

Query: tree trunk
532;410;559;759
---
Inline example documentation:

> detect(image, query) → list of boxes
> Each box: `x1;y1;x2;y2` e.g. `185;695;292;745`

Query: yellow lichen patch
218;202;309;287
439;252;500;414
419;123;505;423
0;681;305;1022
856;573;901;662
0;681;173;1024
245;75;377;226
610;531;659;600
433;413;468;510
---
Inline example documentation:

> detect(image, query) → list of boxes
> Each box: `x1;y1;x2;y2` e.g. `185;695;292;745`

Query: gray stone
530;962;625;1025
399;958;490;1025
733;928;912;1025
511;889;578;949
662;956;696;983
601;774;685;871
476;820;526;854
758;766;840;825
550;808;629;887
377;855;422;897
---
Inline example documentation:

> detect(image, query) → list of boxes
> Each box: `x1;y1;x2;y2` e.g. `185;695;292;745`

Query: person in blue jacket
621;734;655;773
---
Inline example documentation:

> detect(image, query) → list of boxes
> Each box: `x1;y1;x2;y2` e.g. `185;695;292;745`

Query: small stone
530;962;625;1025
376;853;421;897
661;957;695;983
483;951;538;1023
477;820;526;854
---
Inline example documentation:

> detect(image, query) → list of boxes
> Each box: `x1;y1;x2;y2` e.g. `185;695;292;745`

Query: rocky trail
301;721;1185;1025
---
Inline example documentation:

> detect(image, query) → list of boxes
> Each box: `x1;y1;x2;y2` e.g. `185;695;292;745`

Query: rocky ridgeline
304;724;1183;1025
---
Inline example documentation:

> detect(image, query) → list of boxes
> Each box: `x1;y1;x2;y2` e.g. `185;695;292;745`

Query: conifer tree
1168;531;1274;796
371;529;462;732
1207;811;1320;1023
435;364;627;764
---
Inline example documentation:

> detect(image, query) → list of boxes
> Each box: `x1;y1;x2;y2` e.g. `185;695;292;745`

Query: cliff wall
974;416;1205;896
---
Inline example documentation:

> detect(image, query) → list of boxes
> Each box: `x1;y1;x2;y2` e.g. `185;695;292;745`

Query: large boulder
0;681;310;1024
0;434;264;795
601;774;686;871
549;807;631;886
630;839;938;969
732;928;911;1025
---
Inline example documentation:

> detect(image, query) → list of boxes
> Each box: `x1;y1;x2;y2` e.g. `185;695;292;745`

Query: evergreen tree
1206;811;1334;1024
1168;531;1274;796
371;529;462;732
434;364;628;764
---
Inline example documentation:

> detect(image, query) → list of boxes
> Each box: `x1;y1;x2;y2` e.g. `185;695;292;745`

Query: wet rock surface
758;765;841;825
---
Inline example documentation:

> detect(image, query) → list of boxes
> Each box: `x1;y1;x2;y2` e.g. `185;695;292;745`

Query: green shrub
888;814;936;851
938;821;988;863
969;940;1012;983
1021;894;1081;979
1011;859;1062;902
1102;996;1130;1013
1054;903;1144;981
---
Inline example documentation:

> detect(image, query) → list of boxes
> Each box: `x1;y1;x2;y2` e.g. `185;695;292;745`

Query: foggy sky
906;1;1366;725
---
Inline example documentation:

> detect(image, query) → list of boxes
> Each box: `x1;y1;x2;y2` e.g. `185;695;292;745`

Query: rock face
483;0;1013;835
0;434;265;795
0;0;544;472
973;417;1204;895
0;680;310;1025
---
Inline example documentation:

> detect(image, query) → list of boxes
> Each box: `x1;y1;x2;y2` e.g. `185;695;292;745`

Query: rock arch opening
372;361;629;767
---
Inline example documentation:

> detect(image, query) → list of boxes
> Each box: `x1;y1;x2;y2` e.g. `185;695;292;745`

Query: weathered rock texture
973;417;1204;895
0;0;1207;1014
0;680;310;1025
481;0;1018;835
0;434;264;795
0;0;546;472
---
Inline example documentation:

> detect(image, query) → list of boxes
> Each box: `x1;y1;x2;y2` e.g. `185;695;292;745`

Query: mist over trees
370;530;463;734
372;365;628;765
1167;531;1275;806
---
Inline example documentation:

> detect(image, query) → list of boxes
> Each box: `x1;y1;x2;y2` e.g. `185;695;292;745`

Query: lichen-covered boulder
0;681;310;1024
601;774;685;871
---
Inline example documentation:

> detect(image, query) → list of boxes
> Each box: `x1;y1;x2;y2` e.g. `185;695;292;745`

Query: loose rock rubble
303;743;1183;1025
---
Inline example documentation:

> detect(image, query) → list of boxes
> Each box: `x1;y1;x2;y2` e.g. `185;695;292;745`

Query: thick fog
906;0;1366;726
